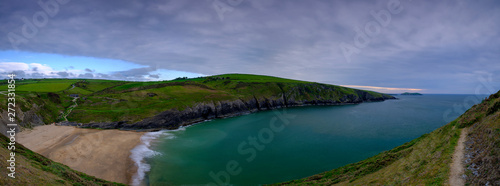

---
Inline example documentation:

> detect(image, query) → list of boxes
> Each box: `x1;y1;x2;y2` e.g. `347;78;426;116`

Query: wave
130;130;164;186
130;127;188;186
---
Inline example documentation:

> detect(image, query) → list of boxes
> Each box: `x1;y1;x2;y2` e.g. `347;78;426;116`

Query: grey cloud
110;67;158;80
9;70;26;78
85;68;94;73
31;73;45;78
0;0;499;93
57;71;71;77
78;73;94;78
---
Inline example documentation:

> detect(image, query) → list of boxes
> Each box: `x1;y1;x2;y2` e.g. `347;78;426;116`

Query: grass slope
1;74;392;126
461;91;500;185
0;134;122;186
277;90;500;185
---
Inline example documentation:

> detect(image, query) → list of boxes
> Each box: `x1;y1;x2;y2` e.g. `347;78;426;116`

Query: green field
212;74;309;83
0;79;79;92
16;83;73;92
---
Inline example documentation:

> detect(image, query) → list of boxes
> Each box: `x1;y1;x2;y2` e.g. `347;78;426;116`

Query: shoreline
17;124;145;185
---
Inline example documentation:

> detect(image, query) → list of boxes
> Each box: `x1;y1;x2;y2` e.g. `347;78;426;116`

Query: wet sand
18;124;144;184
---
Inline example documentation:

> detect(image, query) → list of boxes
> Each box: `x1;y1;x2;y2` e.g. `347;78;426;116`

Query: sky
0;0;499;94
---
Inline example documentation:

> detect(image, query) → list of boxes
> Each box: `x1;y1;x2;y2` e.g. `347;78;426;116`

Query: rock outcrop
0;104;45;136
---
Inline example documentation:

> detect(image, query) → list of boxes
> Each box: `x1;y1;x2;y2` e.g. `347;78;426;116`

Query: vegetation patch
463;91;500;185
16;82;73;92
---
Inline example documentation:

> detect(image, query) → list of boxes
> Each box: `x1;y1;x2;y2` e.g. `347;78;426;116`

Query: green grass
65;86;93;95
169;77;206;82
69;84;238;123
212;73;310;83
111;81;167;91
0;79;105;92
15;82;73;92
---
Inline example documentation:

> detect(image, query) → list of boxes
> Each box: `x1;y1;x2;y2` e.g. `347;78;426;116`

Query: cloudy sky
1;0;499;94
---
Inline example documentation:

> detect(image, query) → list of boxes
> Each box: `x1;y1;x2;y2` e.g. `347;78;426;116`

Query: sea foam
130;131;164;186
130;127;187;186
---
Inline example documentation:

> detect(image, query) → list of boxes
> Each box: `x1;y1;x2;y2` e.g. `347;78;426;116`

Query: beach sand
18;124;144;184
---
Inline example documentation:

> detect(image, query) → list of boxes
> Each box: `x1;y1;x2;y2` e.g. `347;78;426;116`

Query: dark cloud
110;67;158;80
9;70;26;78
0;0;499;93
78;73;94;78
57;71;71;77
31;72;44;78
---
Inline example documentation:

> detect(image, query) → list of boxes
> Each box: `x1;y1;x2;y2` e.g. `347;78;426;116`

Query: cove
138;94;485;185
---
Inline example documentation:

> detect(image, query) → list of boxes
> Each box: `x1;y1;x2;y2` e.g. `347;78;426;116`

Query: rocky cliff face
0;104;45;136
64;86;395;130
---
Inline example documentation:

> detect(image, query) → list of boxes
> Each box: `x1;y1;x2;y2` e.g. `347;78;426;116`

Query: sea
130;94;488;185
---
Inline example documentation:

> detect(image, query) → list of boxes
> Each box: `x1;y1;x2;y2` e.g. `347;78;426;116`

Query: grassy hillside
278;90;500;185
0;134;122;185
460;91;500;185
0;74;393;127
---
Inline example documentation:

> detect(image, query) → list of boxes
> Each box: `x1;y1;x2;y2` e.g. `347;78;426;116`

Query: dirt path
449;127;468;186
63;97;78;121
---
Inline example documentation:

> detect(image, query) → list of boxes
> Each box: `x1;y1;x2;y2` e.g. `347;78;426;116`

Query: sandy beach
18;124;145;184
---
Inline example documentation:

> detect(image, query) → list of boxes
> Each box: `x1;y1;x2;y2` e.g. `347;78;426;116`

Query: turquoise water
136;94;486;185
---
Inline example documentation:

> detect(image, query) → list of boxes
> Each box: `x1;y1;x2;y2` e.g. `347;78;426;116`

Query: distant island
401;92;423;95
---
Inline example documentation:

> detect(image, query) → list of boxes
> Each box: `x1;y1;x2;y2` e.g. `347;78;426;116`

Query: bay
141;94;486;185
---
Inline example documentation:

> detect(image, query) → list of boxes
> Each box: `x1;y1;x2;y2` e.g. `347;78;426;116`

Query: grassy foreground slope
461;91;500;185
0;134;123;185
1;74;393;129
278;90;500;185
